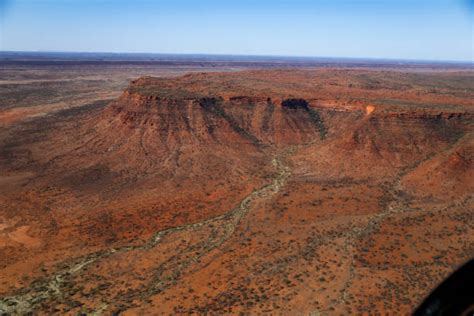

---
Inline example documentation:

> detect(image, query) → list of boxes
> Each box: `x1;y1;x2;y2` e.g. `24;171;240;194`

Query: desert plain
0;54;473;314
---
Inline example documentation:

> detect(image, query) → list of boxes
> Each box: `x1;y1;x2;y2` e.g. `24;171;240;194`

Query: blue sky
0;0;473;61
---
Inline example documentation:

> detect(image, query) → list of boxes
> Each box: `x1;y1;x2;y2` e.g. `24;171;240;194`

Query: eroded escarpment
105;73;473;151
105;91;328;147
0;69;473;315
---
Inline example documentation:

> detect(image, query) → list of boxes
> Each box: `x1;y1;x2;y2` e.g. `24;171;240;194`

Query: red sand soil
0;68;473;314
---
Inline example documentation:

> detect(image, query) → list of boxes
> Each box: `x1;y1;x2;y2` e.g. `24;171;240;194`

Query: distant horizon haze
0;50;472;64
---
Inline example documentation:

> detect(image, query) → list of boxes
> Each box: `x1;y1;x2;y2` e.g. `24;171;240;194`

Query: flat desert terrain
0;56;473;314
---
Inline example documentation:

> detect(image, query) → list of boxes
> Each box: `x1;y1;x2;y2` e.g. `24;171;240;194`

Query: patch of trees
281;98;309;110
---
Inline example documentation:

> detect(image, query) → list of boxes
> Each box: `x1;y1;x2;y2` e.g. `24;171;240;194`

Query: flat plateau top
127;69;474;112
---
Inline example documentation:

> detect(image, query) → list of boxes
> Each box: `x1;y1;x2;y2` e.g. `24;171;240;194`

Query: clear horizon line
1;49;473;65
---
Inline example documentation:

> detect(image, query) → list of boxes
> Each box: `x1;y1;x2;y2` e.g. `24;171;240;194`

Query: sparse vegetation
1;65;472;315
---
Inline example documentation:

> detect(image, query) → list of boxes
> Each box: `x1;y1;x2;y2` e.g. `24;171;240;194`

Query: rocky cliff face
100;75;473;171
103;89;326;148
